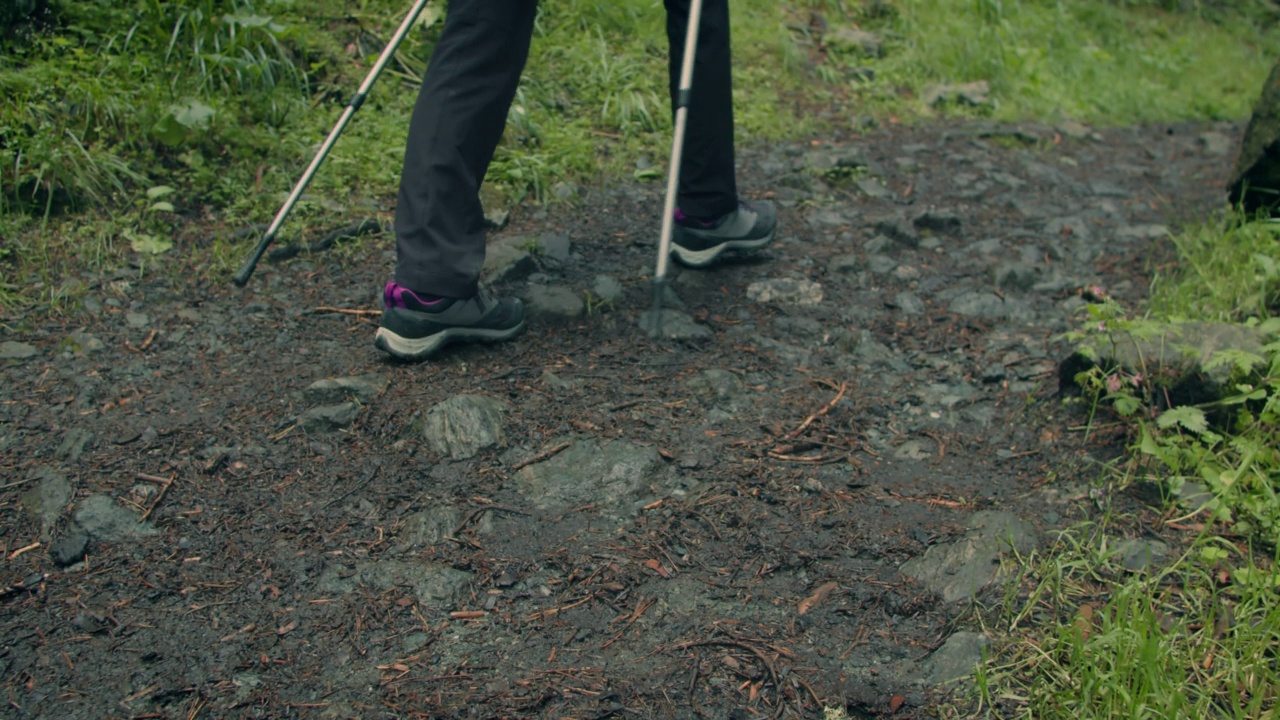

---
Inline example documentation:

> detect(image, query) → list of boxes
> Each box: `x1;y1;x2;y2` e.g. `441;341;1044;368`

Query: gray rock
892;264;921;282
526;284;584;319
914;209;962;234
836;329;906;371
514;439;664;511
638;310;712;341
1045;216;1091;243
484;208;509;230
868;255;898;276
318;560;472;604
873;217;920;247
1199;131;1235;156
481;236;538;284
125;312;150;328
893;440;933;461
809;209;854;228
1115;224;1169;242
424;394;508;460
1114;537;1169;572
22;468;72;540
300;403;360;434
900;511;1038;602
56;429;94;463
1089;179;1130;197
50;525;89;567
685;369;746;407
923;632;991;684
980;363;1007;383
1231;62;1280;214
74;494;158;542
62;331;105;357
1062;321;1269;402
305;374;388;405
540;371;576;392
0;341;36;360
552;181;579;201
992;262;1040;292
537;233;572;262
894;292;925;315
949;291;1033;321
592;275;624;303
857;178;894;199
773;315;823;338
864;235;894;254
828;254;865;274
394;506;491;550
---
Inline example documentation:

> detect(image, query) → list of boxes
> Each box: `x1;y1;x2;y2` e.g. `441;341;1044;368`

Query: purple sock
675;208;719;228
384;282;449;310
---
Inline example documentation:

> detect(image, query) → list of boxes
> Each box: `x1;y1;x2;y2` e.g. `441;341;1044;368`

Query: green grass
1148;213;1280;323
985;210;1280;718
833;0;1280;124
988;520;1280;719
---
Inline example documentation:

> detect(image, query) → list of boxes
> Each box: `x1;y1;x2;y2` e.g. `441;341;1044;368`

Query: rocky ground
0;117;1239;719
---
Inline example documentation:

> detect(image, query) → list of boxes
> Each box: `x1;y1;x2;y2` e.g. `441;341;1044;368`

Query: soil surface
0;117;1239;719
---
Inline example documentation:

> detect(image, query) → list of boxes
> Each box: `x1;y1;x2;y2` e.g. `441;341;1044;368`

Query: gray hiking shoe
671;200;777;267
374;282;525;361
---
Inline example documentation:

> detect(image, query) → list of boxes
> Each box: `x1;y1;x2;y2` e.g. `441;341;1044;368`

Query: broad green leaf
152;101;215;147
1156;406;1208;434
146;185;175;199
172;100;215;131
1112;395;1141;417
129;232;173;255
1200;546;1228;562
147;201;175;213
1254;252;1278;279
415;5;443;30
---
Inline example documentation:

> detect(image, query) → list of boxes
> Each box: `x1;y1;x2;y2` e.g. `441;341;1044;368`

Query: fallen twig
314;306;381;316
677;639;785;717
511;442;571;472
527;593;599;621
141;474;176;521
8;542;41;560
788;381;847;439
767;452;844;464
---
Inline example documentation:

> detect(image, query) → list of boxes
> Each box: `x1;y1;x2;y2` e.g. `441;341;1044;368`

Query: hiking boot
374;282;525;360
671;199;777;267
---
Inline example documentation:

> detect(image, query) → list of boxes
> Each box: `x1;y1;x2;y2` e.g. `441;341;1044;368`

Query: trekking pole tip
646;275;667;338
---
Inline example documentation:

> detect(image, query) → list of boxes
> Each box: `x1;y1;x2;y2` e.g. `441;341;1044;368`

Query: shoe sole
374;322;525;361
671;230;776;268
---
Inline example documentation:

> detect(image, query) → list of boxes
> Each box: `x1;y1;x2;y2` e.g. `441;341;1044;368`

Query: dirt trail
0;118;1237;719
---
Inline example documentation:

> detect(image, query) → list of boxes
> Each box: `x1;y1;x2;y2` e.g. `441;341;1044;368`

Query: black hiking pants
393;0;739;298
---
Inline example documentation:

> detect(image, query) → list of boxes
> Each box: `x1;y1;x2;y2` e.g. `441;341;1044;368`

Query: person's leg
663;0;776;268
393;0;539;299
663;0;737;219
376;0;537;360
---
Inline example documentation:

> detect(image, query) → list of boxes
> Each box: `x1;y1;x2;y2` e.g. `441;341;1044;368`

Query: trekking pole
233;0;433;287
647;0;705;335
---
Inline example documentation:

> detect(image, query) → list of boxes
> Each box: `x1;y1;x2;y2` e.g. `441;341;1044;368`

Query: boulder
1230;60;1280;215
1059;321;1271;408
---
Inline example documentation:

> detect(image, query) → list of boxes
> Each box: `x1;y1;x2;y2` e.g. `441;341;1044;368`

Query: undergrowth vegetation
984;213;1280;718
